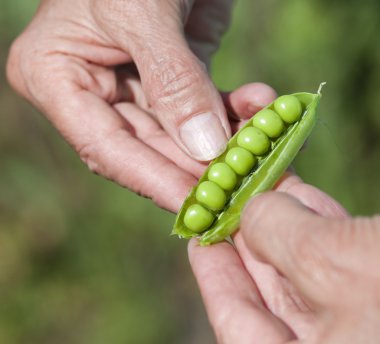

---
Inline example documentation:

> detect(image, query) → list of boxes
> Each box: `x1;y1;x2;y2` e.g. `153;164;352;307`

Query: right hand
190;174;380;343
6;0;276;211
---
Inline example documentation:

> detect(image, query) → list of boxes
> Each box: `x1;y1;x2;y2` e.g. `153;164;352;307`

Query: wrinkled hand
6;0;276;211
190;176;380;343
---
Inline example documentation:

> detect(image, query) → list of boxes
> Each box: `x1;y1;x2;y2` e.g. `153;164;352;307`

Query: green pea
208;163;237;191
225;147;256;176
274;95;302;123
173;85;325;245
237;127;270;155
196;181;227;211
183;204;214;233
252;109;285;138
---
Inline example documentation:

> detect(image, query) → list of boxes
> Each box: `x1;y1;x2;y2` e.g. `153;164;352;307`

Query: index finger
188;239;295;343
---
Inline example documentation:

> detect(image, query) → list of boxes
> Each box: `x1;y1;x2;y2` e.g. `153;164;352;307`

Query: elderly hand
189;176;380;343
6;0;276;211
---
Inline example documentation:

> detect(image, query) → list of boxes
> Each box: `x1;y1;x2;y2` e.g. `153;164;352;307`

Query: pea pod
172;84;325;246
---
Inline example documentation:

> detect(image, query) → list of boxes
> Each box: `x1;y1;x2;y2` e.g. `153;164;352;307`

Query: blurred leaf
1;0;380;343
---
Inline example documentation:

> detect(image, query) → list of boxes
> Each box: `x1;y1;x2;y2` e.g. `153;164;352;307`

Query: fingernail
180;113;228;161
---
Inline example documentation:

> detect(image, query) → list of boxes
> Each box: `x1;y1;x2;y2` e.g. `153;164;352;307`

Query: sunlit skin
6;0;277;212
9;2;380;343
189;174;380;343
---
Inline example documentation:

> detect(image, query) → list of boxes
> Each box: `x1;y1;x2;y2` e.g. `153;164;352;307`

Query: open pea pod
172;84;324;246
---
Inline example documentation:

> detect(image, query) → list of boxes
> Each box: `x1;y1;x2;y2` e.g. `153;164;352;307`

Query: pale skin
7;1;380;343
189;175;380;343
6;0;276;212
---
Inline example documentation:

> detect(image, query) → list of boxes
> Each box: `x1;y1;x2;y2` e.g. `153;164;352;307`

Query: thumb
127;10;230;160
242;191;380;311
92;1;230;160
241;191;342;304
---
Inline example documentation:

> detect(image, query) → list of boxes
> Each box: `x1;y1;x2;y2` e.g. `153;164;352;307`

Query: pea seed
196;181;227;211
274;95;302;123
225;147;256;176
208;163;237;191
252;109;284;138
237;127;270;155
184;204;214;233
173;86;325;244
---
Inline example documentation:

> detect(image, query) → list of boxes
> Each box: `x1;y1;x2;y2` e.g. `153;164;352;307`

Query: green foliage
1;0;379;342
213;0;380;214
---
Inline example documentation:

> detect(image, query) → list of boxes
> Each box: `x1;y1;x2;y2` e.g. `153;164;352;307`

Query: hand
189;176;380;343
6;0;276;211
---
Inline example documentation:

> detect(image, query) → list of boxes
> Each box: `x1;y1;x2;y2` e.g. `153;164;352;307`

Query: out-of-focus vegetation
1;0;379;343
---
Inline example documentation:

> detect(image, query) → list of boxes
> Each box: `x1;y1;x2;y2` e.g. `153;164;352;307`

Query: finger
28;65;197;212
115;64;150;110
232;173;344;336
241;191;342;305
222;83;277;120
188;239;295;343
134;37;230;162
275;172;349;219
284;183;349;219
99;2;231;161
76;96;199;212
114;102;207;179
234;231;316;339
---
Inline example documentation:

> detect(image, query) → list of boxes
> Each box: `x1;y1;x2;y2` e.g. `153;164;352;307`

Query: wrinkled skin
12;3;380;343
189;175;380;343
6;0;276;211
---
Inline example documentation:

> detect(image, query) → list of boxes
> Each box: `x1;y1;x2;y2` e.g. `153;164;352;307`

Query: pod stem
318;82;327;96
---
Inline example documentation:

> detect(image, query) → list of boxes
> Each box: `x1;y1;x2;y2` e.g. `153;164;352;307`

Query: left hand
6;0;276;212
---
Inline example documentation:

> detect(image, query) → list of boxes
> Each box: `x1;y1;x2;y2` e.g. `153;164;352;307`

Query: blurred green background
1;0;379;343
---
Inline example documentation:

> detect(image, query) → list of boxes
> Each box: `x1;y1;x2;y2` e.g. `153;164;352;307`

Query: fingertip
241;191;276;237
246;82;277;111
285;183;350;219
224;83;277;120
240;191;309;252
242;191;283;222
274;170;303;191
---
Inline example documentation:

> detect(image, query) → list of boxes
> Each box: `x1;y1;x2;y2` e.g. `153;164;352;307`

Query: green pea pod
172;84;324;246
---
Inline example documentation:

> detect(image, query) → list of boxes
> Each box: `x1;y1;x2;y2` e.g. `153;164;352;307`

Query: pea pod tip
318;82;327;96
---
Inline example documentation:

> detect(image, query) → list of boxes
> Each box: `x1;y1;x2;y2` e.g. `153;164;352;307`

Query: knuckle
7;35;72;106
77;128;125;180
25;58;78;111
148;56;204;109
290;219;344;290
78;138;107;178
79;145;102;176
